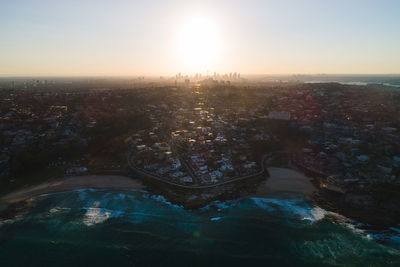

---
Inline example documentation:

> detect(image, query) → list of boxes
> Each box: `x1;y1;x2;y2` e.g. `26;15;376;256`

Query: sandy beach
0;167;314;206
0;175;144;205
255;167;316;196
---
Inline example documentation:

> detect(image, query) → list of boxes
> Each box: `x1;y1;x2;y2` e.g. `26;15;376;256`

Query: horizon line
1;73;400;79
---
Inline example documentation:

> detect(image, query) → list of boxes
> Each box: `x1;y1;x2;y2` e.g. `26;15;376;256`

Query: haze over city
1;0;400;76
2;1;400;266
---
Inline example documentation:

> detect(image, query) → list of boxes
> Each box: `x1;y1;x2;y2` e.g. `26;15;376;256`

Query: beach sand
0;167;314;206
0;175;144;205
255;167;316;196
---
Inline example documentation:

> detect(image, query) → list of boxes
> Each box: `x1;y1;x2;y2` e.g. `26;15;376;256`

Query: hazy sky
1;0;400;76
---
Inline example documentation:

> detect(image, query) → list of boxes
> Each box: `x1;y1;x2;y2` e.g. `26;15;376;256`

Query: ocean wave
141;192;184;209
6;189;399;252
251;197;332;223
82;207;112;226
201;199;241;212
0;218;16;227
366;228;400;250
250;196;400;248
82;207;124;226
49;207;71;213
74;191;185;226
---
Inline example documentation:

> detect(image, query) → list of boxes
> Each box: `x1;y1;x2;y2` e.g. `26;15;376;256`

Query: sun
178;17;220;72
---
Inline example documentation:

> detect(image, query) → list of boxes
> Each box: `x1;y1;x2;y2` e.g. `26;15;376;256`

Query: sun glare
178;18;220;72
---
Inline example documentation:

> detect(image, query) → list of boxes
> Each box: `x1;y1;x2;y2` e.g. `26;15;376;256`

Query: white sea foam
82;207;124;226
49;207;70;213
210;217;222;221
83;207;112;226
251;197;336;223
0;219;16;227
80;195;127;226
141;193;183;209
250;196;375;243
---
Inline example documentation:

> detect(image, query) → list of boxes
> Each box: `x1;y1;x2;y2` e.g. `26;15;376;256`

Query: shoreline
0;169;398;230
0;167;314;207
0;175;144;205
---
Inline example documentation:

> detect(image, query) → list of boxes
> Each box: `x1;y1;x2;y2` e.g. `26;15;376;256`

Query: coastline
0;175;144;205
0;169;398;230
0;167;314;209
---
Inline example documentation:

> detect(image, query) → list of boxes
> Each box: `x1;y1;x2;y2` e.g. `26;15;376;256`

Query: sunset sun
178;17;220;71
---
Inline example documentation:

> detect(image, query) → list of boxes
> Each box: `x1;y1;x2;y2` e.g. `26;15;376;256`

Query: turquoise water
0;189;399;266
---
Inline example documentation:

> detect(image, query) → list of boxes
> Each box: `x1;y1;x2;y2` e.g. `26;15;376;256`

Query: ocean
0;189;399;266
305;81;400;88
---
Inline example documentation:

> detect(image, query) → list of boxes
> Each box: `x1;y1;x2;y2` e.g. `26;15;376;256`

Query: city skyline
1;0;400;76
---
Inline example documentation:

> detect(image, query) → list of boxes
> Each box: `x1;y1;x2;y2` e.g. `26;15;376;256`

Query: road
127;150;269;189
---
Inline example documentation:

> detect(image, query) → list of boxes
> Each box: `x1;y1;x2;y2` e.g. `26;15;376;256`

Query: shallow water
0;189;399;266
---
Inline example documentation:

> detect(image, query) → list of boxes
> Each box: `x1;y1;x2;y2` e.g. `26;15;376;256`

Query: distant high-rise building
184;79;190;88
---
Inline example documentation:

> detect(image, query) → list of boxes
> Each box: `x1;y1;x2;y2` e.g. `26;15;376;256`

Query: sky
1;0;400;76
